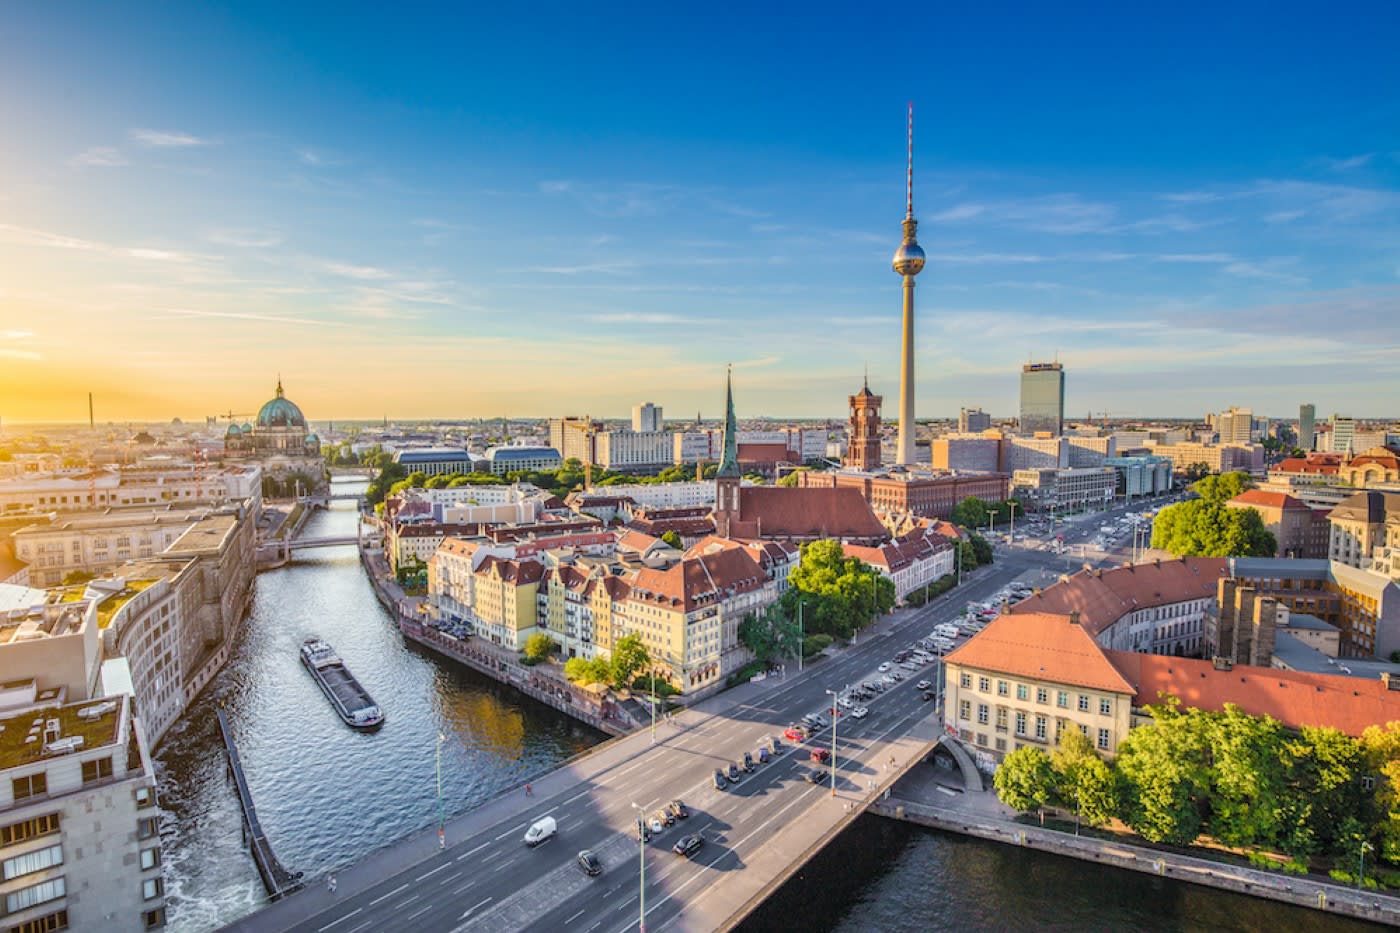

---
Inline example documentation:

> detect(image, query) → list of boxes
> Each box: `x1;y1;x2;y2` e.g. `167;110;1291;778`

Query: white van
524;816;557;846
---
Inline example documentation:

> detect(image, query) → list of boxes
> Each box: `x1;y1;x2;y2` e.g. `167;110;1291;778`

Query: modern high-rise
1299;404;1315;452
1330;414;1357;455
548;417;601;464
632;403;662;434
893;104;926;466
1216;407;1254;446
1019;362;1065;436
958;407;991;433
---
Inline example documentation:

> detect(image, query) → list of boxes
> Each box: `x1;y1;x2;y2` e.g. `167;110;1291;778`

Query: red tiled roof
945;611;1137;695
628;546;767;613
1228;490;1308;511
1275;458;1339;475
1009;558;1227;637
737;442;794;463
477;555;544;585
1105;651;1400;737
727;487;886;541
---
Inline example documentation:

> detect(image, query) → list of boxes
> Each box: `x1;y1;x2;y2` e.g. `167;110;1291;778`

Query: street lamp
630;802;647;933
824;686;845;797
1359;840;1373;890
436;733;447;849
797;598;805;674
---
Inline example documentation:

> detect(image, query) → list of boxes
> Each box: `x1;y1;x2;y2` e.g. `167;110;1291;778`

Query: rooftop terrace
0;695;125;772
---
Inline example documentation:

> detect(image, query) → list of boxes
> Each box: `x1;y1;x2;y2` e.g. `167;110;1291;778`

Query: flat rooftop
0;695;126;772
163;512;240;556
14;504;213;536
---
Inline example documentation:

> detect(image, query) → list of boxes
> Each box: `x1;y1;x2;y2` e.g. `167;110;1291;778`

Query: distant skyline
2;4;1398;422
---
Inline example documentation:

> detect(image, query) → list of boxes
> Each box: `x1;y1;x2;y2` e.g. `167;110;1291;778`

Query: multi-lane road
271;558;1055;933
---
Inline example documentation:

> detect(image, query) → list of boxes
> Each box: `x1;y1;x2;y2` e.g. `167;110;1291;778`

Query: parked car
758;747;771;764
742;752;754;772
916;680;932;690
877;662;891;672
714;768;728;790
784;725;806;742
728;763;742;782
673;834;704;858
922;692;936;702
648;814;666;834
668;799;690;819
810;748;831;763
851;706;869;719
768;736;783;752
657;806;676;826
577;849;603;876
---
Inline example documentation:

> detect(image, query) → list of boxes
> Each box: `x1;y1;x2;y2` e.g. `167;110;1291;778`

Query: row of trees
949;496;1024;529
995;701;1400;870
1150;472;1276;558
559;633;653;690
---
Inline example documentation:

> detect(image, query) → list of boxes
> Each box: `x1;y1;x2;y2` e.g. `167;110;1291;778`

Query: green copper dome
256;379;306;428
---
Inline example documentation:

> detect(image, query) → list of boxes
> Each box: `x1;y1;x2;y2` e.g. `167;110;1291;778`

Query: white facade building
632;403;663;434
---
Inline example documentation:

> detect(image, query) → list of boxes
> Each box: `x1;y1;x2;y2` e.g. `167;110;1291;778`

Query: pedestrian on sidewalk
327;874;337;895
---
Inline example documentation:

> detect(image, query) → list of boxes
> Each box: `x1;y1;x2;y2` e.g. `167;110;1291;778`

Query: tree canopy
522;633;557;662
1149;472;1276;558
610;633;651;688
781;540;895;640
950;496;990;529
738;606;802;663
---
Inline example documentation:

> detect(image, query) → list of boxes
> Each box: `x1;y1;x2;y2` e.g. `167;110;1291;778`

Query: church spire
717;364;741;478
276;374;284;399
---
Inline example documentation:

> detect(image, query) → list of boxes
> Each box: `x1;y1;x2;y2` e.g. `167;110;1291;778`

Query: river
154;480;1381;932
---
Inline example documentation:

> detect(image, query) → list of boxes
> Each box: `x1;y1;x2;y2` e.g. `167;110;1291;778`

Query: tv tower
893;102;926;466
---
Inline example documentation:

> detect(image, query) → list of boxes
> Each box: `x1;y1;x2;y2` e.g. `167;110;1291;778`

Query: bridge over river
220;589;974;933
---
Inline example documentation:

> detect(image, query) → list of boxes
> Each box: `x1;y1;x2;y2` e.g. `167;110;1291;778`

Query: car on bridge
524;816;557;847
673;833;705;858
804;769;824;784
577;849;603;876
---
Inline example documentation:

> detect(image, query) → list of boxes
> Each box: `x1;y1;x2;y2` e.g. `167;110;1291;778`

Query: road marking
317;908;362;931
567;908;587;924
494;823;527;841
564;789;590;804
368;882;408;906
415;862;450;881
345;921;373;933
457;841;492;861
459;896;493;920
394;895;420;909
453;879;477;894
406;903;432;922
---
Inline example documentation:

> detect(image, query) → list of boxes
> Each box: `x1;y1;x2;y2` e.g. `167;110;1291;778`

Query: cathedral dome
256;380;306;428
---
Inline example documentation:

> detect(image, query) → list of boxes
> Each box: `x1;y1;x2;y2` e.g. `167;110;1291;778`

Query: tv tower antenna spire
906;101;914;219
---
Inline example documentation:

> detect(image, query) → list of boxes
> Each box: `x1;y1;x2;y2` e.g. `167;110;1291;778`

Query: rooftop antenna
905;101;914;220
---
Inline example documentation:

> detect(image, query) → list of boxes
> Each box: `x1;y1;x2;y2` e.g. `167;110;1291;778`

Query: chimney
1069;610;1081;626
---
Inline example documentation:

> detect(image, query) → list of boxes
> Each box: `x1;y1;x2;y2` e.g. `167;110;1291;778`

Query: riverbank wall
869;796;1400;927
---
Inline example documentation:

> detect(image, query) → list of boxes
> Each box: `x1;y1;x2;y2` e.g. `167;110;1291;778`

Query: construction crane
215;410;254;423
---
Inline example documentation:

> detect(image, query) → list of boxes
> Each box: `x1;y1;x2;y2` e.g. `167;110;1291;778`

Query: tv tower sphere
892;232;925;276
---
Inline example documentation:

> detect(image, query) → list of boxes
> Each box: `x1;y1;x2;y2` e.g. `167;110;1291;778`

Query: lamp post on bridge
630;802;648;933
435;733;447;849
825;686;845;797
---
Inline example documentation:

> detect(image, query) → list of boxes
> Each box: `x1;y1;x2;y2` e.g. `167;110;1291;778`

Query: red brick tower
846;376;883;471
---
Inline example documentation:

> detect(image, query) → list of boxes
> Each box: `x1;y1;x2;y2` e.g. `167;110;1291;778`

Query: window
1014;711;1027;736
0;813;60;846
12;774;47;802
1034;716;1047;741
137;818;158;841
977;676;990;692
975;733;988;747
3;844;63;881
6;877;65;914
997;680;1009;697
960;673;971;689
143;907;166;930
140;848;161;871
142;877;163;900
1099;698;1112;716
1097;728;1111;750
81;758;113;785
977;704;989;725
1079;723;1089;736
994;737;1006;752
7;909;67;933
1056;691;1068;708
1077;694;1090;712
1015;684;1028;701
996;708;1008;731
958;700;971;721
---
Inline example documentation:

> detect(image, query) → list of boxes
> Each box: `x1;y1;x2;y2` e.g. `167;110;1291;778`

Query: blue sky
1;3;1398;422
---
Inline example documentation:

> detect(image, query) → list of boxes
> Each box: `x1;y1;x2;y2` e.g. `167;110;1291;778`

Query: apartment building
0;693;166;932
0;464;260;515
11;507;219;588
1226;490;1330;558
1328;491;1400;578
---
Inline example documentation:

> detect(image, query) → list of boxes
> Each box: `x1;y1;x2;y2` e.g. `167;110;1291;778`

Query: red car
783;726;806;742
810;748;831;763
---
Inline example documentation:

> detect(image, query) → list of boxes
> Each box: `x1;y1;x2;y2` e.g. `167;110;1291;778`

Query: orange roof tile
727;487;886;541
1228;490;1308;510
1009;558;1226;637
945;611;1137;695
1105;651;1400;737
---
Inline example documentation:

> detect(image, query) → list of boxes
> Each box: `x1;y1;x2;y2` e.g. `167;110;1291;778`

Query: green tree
1181;462;1212;483
660;530;683;549
523;633;557;662
1192;471;1253;503
777;468;809;488
738;606;802;663
957;540;978;573
1151;499;1276;558
1115;703;1211;845
1360;722;1400;863
994;747;1057;817
784;540;895;639
1051;730;1118;828
610;633;651;688
968;533;993;566
950;496;990;529
563;656;592;683
1277;726;1372;860
1203;706;1288;848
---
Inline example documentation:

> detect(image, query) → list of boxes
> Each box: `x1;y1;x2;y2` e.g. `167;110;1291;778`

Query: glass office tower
1019;362;1065;435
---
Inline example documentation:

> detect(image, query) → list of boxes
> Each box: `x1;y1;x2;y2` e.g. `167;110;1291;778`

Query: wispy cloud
926;252;1045;265
538;179;680;218
207;228;284;249
1156;253;1234;263
1317;153;1374;171
590;312;699;324
322;261;392;280
1223;259;1307;284
0;224;193;262
130;128;210;147
69;146;127;168
532;261;639;275
157;308;333;326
